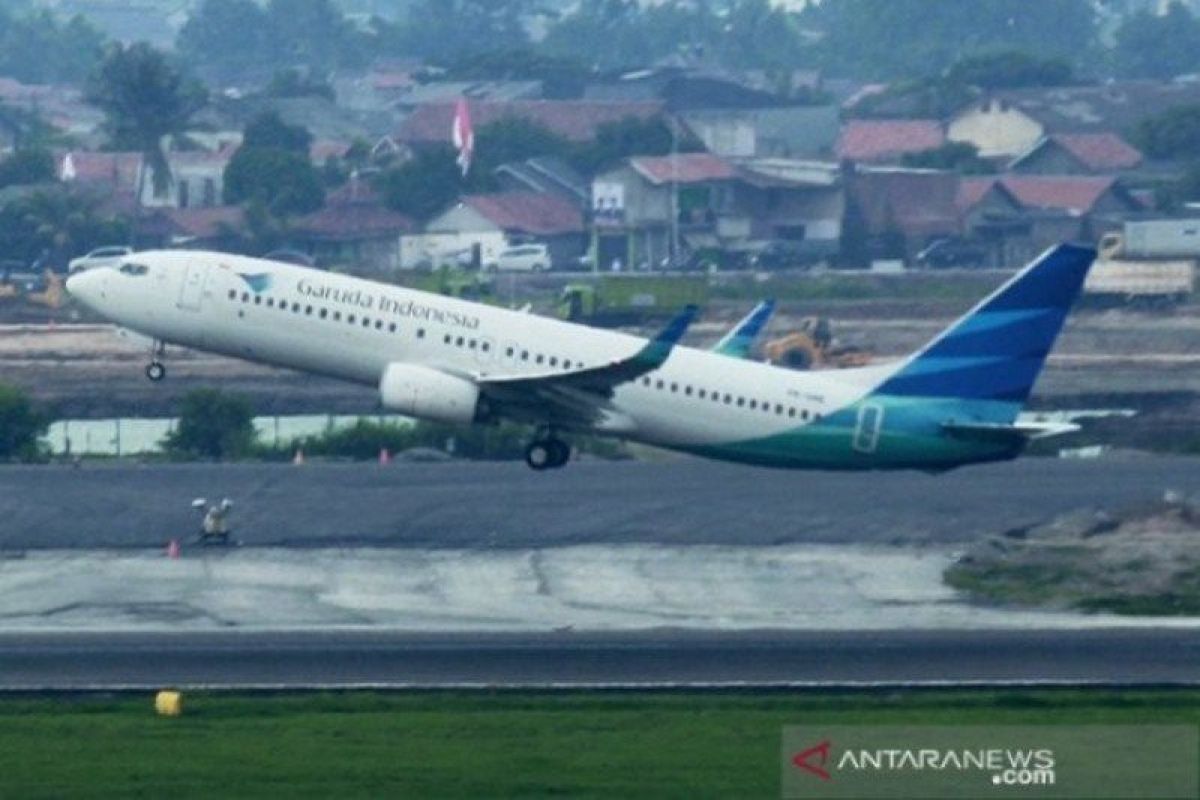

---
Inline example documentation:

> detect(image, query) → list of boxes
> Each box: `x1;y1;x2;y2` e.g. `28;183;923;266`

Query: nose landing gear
525;434;571;471
145;340;167;382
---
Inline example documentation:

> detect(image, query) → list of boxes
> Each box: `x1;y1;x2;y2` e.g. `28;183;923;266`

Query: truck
556;274;708;326
1084;221;1196;306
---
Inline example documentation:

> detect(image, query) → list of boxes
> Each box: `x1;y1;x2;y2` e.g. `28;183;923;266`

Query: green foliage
374;145;464;220
266;69;335;101
944;50;1074;90
1155;161;1200;211
375;0;533;64
177;0;267;83
1113;2;1200;80
470;117;573;180
263;0;370;74
86;42;207;195
0;188;129;266
1133;104;1200;160
0;8;106;84
162;389;256;460
807;0;1097;80
0;147;54;188
275;417;626;462
0;382;48;461
901;141;993;174
223;147;324;216
242;111;313;155
848;77;978;120
572;116;686;175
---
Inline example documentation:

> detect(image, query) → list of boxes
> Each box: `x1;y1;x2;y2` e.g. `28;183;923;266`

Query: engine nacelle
379;363;482;425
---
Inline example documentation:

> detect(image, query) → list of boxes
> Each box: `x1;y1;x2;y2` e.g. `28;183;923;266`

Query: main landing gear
525;433;571;471
145;340;167;382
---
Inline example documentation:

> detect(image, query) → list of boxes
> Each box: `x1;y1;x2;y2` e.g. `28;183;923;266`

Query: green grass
0;690;1196;799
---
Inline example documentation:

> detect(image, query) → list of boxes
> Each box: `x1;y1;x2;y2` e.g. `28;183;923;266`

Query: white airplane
65;244;1095;471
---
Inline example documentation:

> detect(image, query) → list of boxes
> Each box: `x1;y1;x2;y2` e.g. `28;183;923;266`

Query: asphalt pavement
1;456;1197;549
1;628;1196;689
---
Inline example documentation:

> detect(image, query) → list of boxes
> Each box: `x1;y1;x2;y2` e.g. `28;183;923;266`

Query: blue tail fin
712;299;775;358
874;243;1095;406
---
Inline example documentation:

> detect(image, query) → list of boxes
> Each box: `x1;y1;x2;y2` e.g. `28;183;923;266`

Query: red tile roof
998;176;1120;214
956;178;1022;213
400;101;663;145
58;151;143;190
460;192;583;235
836;119;945;162
630;152;737;185
1045;133;1142;171
162;207;244;239
848;168;960;238
298;193;416;240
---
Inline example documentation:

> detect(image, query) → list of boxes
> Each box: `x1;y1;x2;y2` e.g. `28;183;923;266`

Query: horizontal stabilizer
941;420;1080;445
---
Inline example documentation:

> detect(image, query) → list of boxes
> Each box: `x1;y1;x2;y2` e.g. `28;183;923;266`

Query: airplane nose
65;268;107;309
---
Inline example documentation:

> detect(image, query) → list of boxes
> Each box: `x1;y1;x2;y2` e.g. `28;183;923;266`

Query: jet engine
379;363;482;425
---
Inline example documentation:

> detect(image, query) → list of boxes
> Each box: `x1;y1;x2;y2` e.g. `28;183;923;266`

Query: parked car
915;238;988;269
749;241;813;270
68;246;134;274
484;243;550;272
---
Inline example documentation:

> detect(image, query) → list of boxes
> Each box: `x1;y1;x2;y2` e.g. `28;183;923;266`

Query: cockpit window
119;262;150;276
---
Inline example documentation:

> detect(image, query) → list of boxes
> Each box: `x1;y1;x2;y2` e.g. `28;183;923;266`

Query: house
392;81;544;115
591;152;842;269
678;105;840;159
58;150;144;212
836;120;945;163
411;191;586;269
947;81;1200;159
138;148;233;210
494;156;588;205
293;182;417;273
398;101;664;149
134;206;245;251
1007;133;1143;175
842;166;960;262
957;175;1145;263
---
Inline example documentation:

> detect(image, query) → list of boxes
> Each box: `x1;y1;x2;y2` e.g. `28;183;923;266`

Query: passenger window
292;302;300;313
684;386;692;396
536;354;544;364
363;318;371;328
737;397;745;407
506;347;515;357
456;336;465;347
469;339;477;349
445;334;452;344
656;380;664;389
418;329;426;338
549;357;558;367
698;389;706;399
388;323;396;333
670;383;678;392
724;394;732;404
227;289;236;299
563;360;572;369
305;305;313;315
748;399;757;409
267;297;275;307
521;351;529;360
254;295;262;305
375;320;383;330
333;311;341;321
348;314;356;324
242;292;250;302
319;308;327;319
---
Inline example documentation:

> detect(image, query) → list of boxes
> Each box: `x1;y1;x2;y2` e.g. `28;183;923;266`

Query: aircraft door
177;261;211;311
852;403;884;454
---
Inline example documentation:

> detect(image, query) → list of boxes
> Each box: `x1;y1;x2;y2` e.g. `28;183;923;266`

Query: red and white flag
452;96;474;177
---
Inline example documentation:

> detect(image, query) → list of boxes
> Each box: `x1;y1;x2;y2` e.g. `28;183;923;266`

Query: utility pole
669;118;680;270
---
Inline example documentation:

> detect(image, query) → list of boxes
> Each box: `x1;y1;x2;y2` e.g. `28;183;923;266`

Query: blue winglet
635;304;699;367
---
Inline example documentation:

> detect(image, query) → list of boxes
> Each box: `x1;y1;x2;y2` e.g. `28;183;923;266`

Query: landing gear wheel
525;441;553;471
146;361;166;382
547;439;571;468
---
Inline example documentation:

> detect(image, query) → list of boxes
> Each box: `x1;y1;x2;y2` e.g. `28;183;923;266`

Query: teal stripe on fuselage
680;394;1022;471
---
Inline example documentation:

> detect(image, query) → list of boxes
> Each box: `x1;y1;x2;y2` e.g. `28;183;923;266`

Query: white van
484;243;550;272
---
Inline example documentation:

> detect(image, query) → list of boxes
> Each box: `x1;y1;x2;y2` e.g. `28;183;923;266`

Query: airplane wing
711;299;774;359
476;305;699;429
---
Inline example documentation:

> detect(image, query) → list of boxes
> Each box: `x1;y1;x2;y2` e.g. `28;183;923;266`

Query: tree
1113;2;1200;80
571;115;691;175
177;0;268;84
374;146;464;220
0;188;129;267
223;147;324;216
163;388;256;460
901;142;993;174
86;43;207;196
379;0;533;64
262;0;367;74
242;111;313;155
0;147;54;188
0;383;49;461
1133;104;1200;160
543;0;714;71
944;50;1074;90
0;8;106;84
807;0;1097;80
469;117;573;181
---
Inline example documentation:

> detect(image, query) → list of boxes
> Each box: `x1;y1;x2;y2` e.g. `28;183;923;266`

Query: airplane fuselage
65;250;1059;470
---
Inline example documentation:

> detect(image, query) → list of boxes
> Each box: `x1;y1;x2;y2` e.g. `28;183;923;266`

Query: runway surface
1;629;1197;689
3;456;1198;549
